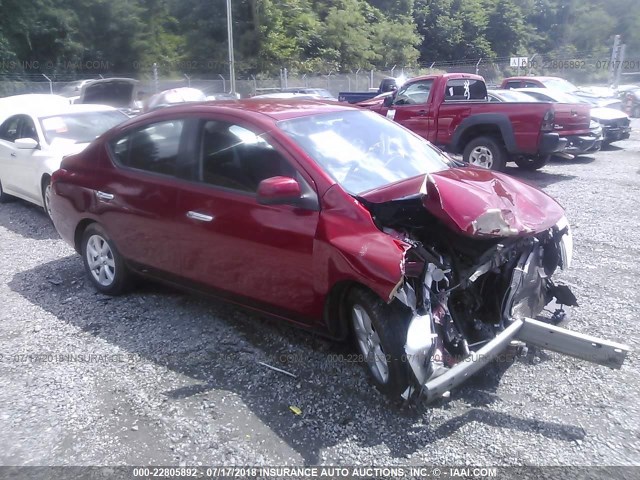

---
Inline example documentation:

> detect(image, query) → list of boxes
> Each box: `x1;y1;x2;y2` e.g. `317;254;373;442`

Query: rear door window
504;81;522;90
0;115;25;142
444;79;487;101
109;120;186;177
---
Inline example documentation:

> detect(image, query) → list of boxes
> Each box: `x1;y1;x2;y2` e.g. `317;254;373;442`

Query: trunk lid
78;78;139;113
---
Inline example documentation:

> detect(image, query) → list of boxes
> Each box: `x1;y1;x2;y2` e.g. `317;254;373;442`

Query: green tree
486;0;527;57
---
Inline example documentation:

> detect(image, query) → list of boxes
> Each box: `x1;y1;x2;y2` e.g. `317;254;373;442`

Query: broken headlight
556;216;573;270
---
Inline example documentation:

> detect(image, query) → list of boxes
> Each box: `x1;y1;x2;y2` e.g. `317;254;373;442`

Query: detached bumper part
421;317;630;403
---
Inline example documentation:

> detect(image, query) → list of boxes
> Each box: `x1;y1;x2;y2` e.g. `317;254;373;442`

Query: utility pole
609;35;621;86
614;44;626;89
226;0;236;94
153;63;158;93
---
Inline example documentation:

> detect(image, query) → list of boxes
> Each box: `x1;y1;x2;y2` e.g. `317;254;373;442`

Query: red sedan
50;99;628;402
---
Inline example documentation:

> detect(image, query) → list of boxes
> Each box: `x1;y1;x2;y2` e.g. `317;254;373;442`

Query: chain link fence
1;53;638;99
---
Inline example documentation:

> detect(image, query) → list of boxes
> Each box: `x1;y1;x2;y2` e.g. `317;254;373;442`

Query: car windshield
549;91;588;104
540;78;578;92
39;110;127;144
278;110;450;194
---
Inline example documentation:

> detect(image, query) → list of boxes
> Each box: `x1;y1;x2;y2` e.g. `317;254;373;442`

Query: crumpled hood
360;167;565;237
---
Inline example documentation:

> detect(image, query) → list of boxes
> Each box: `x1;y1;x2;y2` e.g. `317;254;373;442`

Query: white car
515;88;631;145
0;103;128;217
0;94;71;123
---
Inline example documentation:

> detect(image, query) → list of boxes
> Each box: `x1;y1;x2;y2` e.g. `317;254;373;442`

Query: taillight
541;109;555;132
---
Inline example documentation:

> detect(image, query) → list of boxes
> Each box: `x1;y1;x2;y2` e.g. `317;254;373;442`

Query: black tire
81;223;131;295
347;287;412;398
514;154;550;171
463;136;507;171
41;176;52;220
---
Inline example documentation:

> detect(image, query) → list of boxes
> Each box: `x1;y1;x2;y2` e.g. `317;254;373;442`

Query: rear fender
451;114;517;153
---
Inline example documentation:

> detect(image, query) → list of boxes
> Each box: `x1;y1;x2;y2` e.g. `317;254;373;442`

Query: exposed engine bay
358;187;628;402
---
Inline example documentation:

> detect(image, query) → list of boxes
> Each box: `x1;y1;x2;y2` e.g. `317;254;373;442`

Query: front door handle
417;110;427;116
186;211;214;222
10;152;16;157
96;191;114;201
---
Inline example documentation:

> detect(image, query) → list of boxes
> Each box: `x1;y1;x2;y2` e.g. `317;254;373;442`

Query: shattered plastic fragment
470;208;521;236
289;405;302;415
258;362;297;378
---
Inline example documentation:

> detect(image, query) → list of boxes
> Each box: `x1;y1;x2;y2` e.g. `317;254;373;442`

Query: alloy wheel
85;234;116;287
351;304;390;384
43;183;52;218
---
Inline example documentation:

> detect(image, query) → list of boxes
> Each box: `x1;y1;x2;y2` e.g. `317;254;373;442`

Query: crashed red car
50;100;629;402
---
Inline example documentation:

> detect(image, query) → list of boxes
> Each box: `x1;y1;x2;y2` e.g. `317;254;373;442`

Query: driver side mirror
15;138;39;149
383;95;394;107
256;176;302;205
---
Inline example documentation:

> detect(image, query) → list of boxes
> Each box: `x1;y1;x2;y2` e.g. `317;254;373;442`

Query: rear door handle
186;211;214;222
417;110;427;116
10;152;16;157
96;191;114;201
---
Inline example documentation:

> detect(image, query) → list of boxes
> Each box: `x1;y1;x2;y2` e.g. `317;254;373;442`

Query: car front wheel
463;136;507;171
42;176;52;219
81;223;131;295
348;287;412;398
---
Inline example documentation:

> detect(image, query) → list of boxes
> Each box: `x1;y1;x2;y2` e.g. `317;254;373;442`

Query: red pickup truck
362;73;591;171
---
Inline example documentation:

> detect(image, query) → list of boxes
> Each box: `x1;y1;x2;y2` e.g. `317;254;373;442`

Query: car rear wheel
41;176;52;220
514;154;549;171
81;223;131;295
463;136;507;171
348;287;412;398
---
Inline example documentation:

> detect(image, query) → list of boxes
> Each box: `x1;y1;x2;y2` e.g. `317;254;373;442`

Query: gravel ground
0;120;639;467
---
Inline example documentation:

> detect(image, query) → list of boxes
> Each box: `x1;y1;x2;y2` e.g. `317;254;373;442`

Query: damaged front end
358;171;630;403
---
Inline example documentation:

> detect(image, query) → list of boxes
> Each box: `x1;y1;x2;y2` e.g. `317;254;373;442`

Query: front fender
315;185;408;303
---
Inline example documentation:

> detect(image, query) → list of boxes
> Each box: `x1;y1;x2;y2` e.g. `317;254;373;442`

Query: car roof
133;98;354;122
0;93;70;109
504;76;561;82
405;73;484;83
21;103;120;118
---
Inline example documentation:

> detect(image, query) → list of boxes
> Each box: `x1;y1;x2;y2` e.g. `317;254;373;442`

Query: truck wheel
463;136;507;171
348;287;412;398
514;155;549;171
